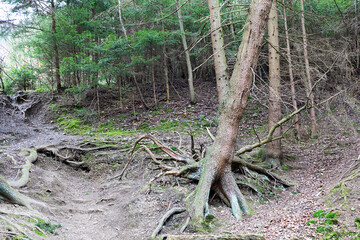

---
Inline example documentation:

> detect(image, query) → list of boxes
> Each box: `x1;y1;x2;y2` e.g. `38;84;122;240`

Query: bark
300;0;316;137
51;0;62;93
161;1;170;103
207;0;229;101
356;0;359;69
266;0;282;163
282;0;300;139
151;63;157;105
193;0;273;221
176;0;196;104
118;0;127;39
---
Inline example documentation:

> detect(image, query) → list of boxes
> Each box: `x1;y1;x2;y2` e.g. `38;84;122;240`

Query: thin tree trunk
207;0;229;101
266;0;282;163
51;0;62;93
96;84;101;116
0;65;5;92
152;63;157;105
133;75;149;109
118;77;123;111
176;0;196;104
193;0;273;221
283;0;300;139
118;0;127;39
356;0;359;68
161;1;170;103
300;0;316;137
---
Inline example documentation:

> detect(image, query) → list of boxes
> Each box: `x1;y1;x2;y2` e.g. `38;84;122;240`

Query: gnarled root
0;175;34;209
152;207;186;239
37;142;120;168
8;148;38;188
127;135;291;222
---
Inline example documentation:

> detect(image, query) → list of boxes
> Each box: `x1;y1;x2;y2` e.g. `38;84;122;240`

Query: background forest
0;0;359;239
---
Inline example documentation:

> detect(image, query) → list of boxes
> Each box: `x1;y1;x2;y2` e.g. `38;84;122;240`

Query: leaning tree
191;0;274;220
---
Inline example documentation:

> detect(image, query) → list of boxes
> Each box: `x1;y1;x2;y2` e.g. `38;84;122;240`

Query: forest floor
0;81;359;240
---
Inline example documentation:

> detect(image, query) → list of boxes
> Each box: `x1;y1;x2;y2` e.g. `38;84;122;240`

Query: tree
282;0;300;139
176;0;196;104
266;0;282;165
300;0;316;137
50;0;62;93
192;0;273;220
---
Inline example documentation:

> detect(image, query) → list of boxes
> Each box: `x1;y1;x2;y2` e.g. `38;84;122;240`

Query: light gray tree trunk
283;0;300;139
207;0;229;101
176;0;196;104
300;0;316;137
266;0;282;165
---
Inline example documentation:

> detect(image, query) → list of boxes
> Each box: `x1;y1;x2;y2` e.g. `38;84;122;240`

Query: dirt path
0;92;164;239
1;92;359;240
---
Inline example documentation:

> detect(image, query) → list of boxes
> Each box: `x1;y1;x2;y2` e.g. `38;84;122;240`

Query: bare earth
0;91;359;240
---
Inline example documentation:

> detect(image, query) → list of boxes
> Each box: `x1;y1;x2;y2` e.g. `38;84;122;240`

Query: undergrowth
307;210;360;239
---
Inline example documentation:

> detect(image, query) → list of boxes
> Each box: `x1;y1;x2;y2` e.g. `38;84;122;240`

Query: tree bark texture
282;0;300;138
51;0;62;93
300;0;316;137
266;1;282;162
207;0;229;101
193;0;273;220
176;0;196;104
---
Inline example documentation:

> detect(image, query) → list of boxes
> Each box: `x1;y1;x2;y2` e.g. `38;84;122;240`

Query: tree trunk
192;0;273;221
118;76;124;111
207;0;229;101
356;0;359;69
300;0;316;137
118;0;127;39
51;0;62;93
152;62;157;105
161;1;170;103
283;0;300;139
176;0;196;104
266;0;282;164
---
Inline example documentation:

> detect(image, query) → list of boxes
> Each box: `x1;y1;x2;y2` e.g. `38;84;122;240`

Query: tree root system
124;134;292;237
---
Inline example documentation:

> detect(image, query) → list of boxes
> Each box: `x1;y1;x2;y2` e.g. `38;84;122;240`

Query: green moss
35;219;61;236
56;117;92;134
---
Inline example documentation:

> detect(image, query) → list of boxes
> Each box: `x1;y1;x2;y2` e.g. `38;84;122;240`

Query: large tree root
124;135;290;193
37;141;120;167
0;175;33;209
7;148;38;188
124;135;292;236
152;207;186;239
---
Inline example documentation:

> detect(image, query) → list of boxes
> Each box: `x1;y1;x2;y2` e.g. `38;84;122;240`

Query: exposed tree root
0;208;50;240
165;234;265;240
8;148;38;188
0;175;34;209
125;135;290;194
37;142;120;168
125;134;292;236
152;207;186;239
